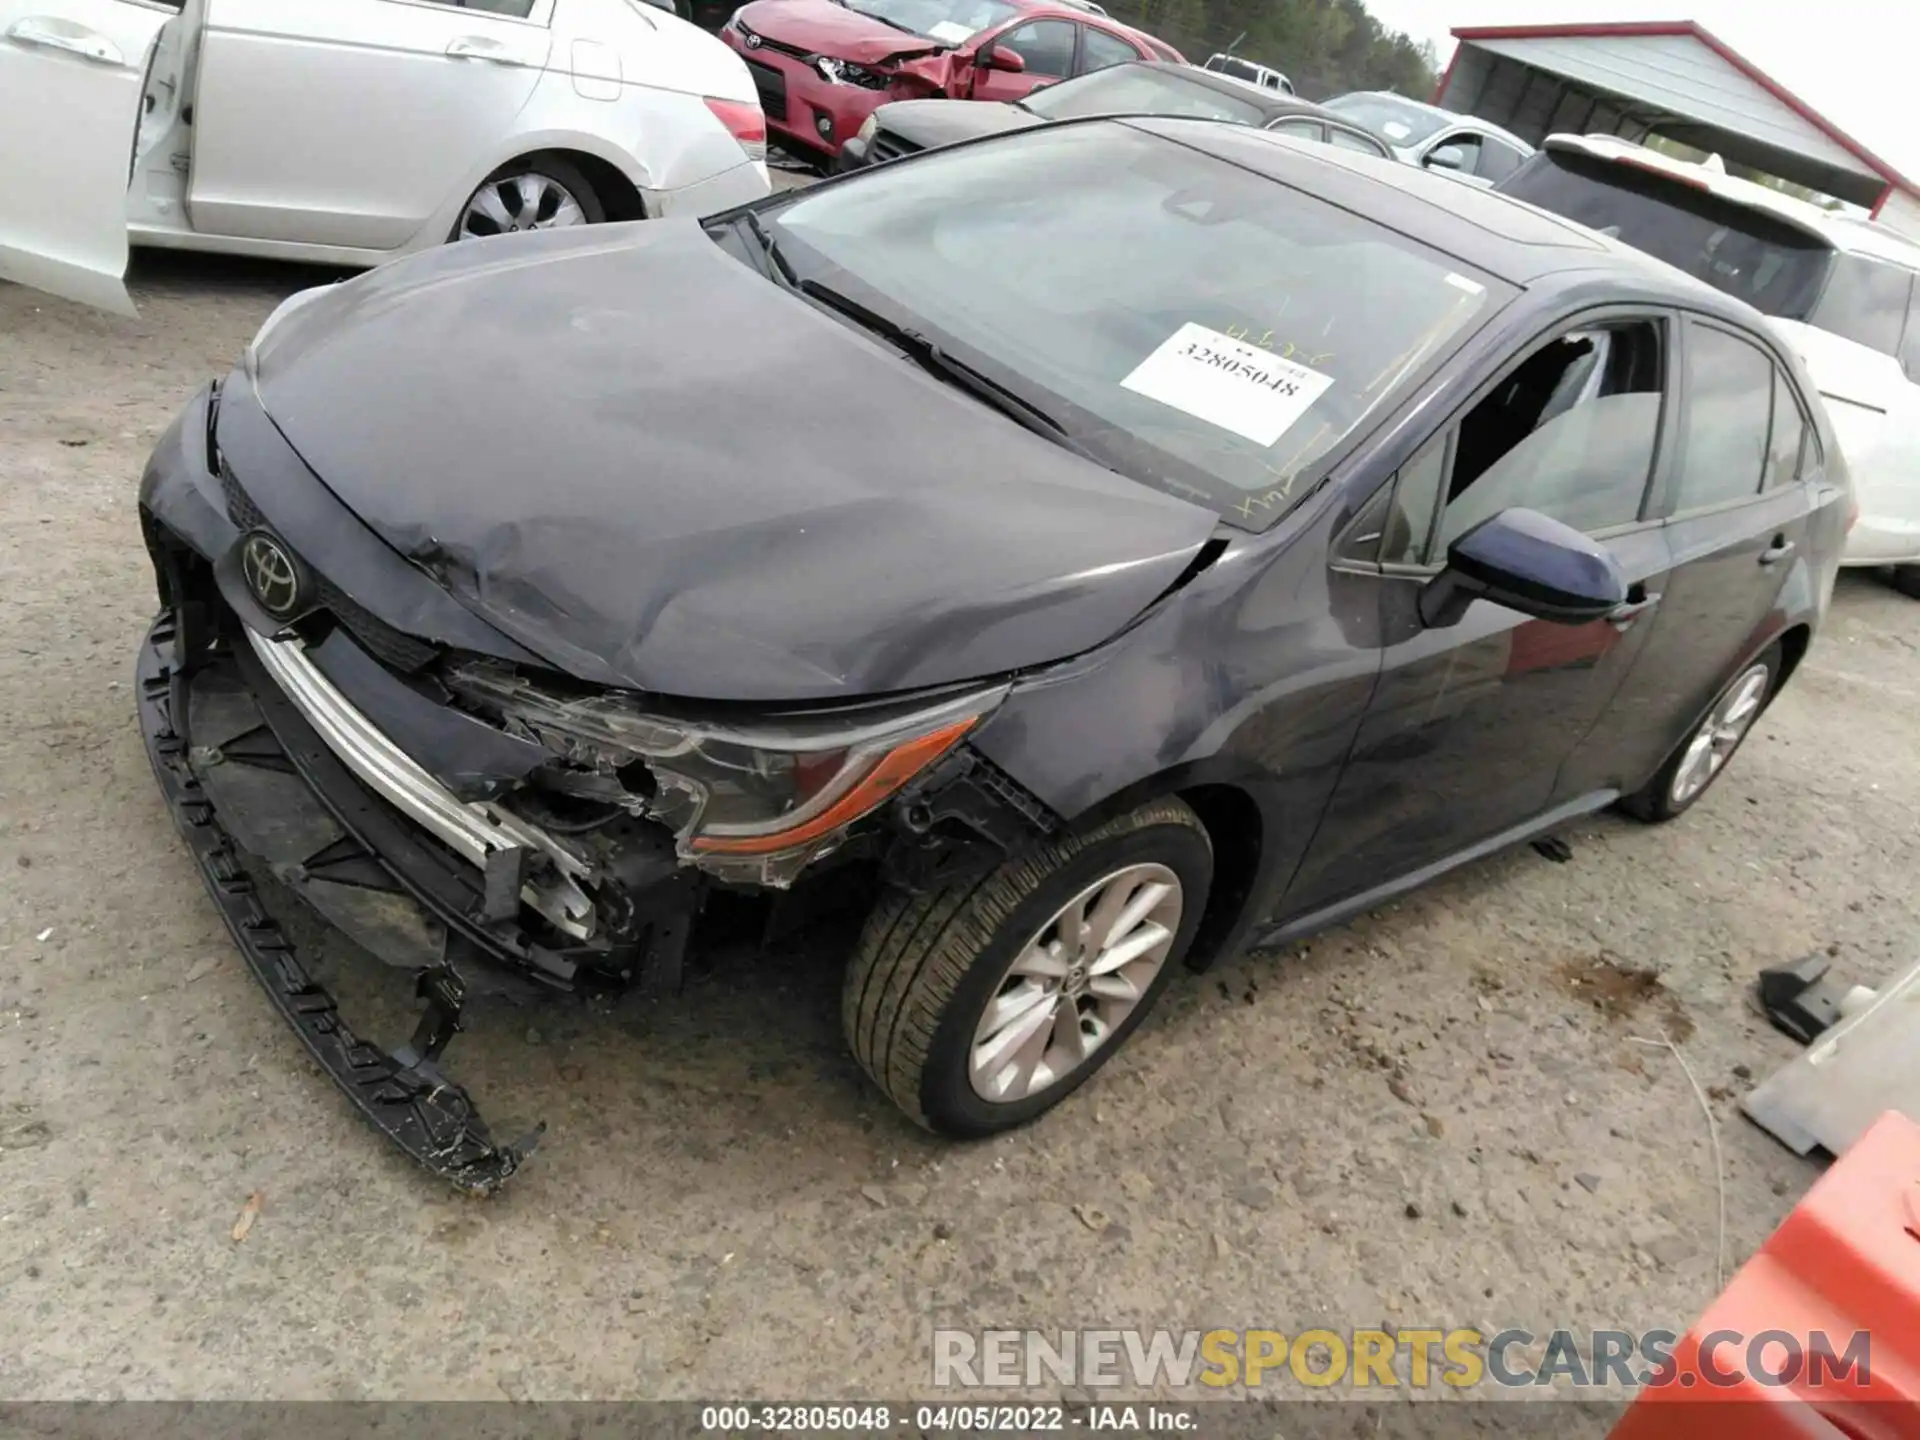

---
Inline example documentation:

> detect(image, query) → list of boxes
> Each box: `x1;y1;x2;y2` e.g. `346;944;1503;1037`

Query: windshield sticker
1445;273;1485;295
1121;322;1335;448
927;20;973;41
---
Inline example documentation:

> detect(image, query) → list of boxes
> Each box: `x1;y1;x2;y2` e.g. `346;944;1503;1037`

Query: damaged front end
134;383;1035;1191
443;662;1006;890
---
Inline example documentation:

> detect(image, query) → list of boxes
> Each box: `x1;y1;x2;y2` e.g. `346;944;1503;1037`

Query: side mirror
1425;143;1467;172
980;43;1025;72
1418;508;1626;629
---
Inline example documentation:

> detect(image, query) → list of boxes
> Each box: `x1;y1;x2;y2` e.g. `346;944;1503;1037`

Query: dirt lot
2;248;1917;1404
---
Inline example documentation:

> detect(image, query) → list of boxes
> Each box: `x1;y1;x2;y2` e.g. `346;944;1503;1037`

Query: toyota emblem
240;531;303;619
743;29;761;46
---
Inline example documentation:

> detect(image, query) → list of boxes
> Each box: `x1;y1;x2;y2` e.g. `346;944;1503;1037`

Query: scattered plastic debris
231;1190;263;1243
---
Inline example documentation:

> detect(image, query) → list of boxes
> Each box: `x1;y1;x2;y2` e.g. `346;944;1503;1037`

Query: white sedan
0;0;772;314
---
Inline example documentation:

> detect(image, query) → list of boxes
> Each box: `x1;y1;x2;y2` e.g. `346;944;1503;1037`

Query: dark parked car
137;118;1847;1192
838;59;1390;169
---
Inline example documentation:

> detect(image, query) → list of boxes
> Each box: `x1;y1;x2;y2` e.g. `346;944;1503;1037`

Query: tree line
1099;0;1439;101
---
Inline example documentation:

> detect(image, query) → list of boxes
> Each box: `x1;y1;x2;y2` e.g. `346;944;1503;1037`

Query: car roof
1331;91;1532;150
1126;62;1345;123
1543;134;1920;270
1119;115;1755;305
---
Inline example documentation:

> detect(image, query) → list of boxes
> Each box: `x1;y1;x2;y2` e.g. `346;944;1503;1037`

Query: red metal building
1434;21;1920;237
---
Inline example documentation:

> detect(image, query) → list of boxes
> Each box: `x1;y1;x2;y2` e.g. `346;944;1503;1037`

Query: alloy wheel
968;862;1183;1103
457;172;588;240
1669;662;1771;807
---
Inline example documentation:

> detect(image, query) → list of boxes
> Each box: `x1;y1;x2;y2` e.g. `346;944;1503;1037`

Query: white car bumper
650;159;771;219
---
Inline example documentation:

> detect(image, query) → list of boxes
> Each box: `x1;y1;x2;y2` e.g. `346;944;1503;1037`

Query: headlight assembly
815;55;887;89
449;666;1007;885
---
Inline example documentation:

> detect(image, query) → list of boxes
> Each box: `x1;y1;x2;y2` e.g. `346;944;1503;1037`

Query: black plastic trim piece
137;612;537;1195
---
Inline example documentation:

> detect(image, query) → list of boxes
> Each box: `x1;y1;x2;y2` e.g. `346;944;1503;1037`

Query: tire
1890;565;1920;599
449;157;605;243
1619;642;1780;824
843;798;1212;1137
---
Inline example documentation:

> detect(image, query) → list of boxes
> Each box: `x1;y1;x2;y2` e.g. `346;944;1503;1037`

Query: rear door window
1813;254;1915;357
1079;26;1138;73
1765;370;1808;489
1674;324;1773;510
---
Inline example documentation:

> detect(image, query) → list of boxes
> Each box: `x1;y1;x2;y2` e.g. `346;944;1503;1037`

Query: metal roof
1437;21;1917;216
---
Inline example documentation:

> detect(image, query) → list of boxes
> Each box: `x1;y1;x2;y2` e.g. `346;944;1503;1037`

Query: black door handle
1759;536;1796;567
1608;592;1660;629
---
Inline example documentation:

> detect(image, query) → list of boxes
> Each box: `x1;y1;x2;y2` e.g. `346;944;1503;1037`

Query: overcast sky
1359;0;1920;182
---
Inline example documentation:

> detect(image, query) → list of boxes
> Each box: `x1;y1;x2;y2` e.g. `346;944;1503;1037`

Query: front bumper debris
243;626;597;940
137;613;540;1194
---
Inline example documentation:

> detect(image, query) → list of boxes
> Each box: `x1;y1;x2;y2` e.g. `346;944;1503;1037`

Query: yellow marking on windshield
1223;322;1334;368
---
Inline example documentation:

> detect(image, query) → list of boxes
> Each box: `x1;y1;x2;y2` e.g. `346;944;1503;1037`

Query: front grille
869;130;923;164
744;57;789;120
316;578;439;674
740;25;811;60
220;463;440;674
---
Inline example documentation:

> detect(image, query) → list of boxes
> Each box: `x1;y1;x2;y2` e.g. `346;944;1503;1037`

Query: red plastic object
1610;1110;1920;1438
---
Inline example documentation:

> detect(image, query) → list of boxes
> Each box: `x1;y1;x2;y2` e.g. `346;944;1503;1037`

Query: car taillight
704;96;767;162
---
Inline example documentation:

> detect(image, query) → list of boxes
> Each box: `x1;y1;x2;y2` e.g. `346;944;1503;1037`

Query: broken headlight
815;55;888;88
449;666;1007;885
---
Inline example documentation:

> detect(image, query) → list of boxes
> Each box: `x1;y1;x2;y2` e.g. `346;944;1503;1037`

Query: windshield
1497;149;1834;320
1023;64;1268;124
1322;93;1448;147
842;0;1017;42
766;121;1506;529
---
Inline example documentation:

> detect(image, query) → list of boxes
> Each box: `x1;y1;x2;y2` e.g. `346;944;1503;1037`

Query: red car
721;0;1180;160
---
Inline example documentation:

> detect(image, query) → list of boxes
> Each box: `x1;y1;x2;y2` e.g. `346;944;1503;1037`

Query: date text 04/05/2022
697;1403;1198;1431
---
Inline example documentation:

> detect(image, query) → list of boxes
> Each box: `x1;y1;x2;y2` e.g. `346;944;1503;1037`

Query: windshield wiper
739;211;798;289
798;278;1103;463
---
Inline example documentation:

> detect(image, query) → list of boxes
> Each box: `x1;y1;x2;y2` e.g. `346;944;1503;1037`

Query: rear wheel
1620;643;1778;823
843;798;1212;1136
451;158;604;243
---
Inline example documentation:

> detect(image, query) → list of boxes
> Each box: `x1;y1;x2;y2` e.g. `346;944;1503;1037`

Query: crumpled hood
251;220;1218;703
736;0;942;64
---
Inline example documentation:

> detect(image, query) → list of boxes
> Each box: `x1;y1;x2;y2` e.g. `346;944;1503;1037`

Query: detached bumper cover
137;613;538;1194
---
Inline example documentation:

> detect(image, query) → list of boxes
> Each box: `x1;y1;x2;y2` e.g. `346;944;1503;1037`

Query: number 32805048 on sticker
1121;321;1335;448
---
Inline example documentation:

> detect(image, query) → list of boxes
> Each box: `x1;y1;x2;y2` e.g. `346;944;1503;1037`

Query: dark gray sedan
136;117;1845;1192
836;59;1393;169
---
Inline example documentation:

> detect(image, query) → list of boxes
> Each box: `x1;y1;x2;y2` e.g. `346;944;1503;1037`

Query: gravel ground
2;248;1917;1404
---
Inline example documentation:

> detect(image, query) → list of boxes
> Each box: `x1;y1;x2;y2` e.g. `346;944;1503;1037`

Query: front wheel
843;798;1212;1136
451;158;604;243
1619;644;1778;823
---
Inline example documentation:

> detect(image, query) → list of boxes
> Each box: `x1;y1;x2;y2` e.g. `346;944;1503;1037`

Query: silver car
1323;90;1533;187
